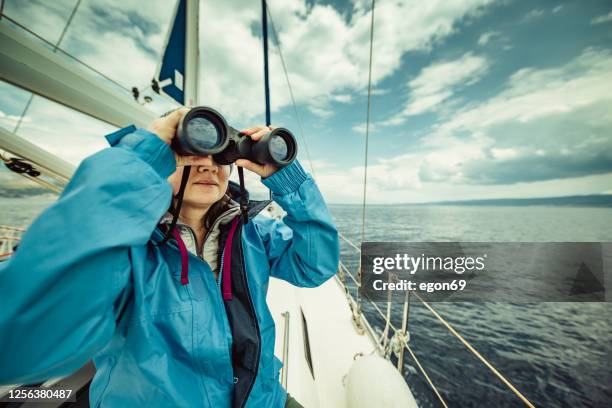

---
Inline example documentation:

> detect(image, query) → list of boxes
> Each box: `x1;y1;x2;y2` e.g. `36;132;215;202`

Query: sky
1;0;611;203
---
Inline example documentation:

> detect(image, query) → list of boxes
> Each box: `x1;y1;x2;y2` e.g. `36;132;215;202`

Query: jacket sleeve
0;127;175;385
255;160;339;288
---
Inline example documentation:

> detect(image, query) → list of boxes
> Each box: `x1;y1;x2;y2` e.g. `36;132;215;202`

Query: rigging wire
265;4;317;180
13;94;33;134
55;0;82;52
360;0;376;245
354;0;376;308
412;291;536;407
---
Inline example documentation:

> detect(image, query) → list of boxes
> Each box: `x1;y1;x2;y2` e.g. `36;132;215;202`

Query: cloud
328;46;612;202
306;95;351;118
591;11;612;25
0;79;35;122
352;122;377;134
552;5;563;14
522;8;546;21
332;94;353;103
419;47;612;185
3;0;172;91
1;0;498;137
316;151;612;204
2;0;76;45
461;148;612;184
378;52;489;126
7;0;609;205
197;0;496;123
477;30;500;45
432;48;612;138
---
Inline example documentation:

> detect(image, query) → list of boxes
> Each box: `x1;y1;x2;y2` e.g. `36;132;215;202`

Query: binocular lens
269;134;289;161
176;106;297;167
186;117;222;150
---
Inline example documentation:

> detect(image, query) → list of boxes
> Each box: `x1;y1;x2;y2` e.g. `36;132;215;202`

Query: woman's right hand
147;107;204;167
147;107;189;145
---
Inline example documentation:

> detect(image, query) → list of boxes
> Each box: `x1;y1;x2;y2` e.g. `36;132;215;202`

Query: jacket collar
155;198;273;253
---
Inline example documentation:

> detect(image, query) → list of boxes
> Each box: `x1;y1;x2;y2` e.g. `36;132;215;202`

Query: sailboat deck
267;276;383;407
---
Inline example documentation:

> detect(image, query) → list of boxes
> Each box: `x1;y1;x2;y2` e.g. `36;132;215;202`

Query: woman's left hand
235;126;280;178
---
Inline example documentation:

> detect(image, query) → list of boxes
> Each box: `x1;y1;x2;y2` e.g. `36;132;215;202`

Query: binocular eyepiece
173;106;298;168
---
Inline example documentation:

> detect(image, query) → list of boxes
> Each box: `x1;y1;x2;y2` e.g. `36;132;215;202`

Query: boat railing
335;231;535;408
0;225;25;261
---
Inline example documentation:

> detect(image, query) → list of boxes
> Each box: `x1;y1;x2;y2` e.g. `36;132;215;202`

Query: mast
261;0;271;126
184;0;199;106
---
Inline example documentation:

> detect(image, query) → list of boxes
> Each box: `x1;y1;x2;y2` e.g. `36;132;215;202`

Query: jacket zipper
164;207;261;406
169;205;239;259
167;229;235;396
179;223;226;290
236;228;261;408
218;251;225;288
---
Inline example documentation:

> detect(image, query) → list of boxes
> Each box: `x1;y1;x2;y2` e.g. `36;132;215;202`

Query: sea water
1;198;610;406
330;203;612;407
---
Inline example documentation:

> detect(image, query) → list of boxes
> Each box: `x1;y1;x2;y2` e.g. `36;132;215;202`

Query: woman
0;108;340;407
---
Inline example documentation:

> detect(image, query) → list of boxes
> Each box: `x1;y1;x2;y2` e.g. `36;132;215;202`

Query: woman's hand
235;126;280;178
147;107;189;145
147;108;204;167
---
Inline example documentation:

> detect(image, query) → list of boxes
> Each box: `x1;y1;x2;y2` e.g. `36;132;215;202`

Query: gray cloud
461;150;612;185
414;47;612;186
86;5;162;58
420;100;612;185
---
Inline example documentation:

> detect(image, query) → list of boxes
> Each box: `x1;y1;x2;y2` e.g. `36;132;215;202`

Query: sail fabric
156;0;187;105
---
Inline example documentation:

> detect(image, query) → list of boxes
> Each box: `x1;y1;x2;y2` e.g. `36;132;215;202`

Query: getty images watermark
360;242;611;302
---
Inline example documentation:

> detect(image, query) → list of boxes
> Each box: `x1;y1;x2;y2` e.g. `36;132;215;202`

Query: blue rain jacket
0;127;339;407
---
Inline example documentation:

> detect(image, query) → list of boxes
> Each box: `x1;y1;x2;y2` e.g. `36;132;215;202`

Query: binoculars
173;106;298;168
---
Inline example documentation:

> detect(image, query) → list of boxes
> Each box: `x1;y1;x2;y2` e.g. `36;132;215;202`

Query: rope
378;290;392;350
405;345;449;408
265;5;317;180
339;261;359;287
412;292;536;407
338;231;361;252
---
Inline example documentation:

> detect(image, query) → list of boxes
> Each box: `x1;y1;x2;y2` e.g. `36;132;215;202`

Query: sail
154;0;198;106
155;0;186;105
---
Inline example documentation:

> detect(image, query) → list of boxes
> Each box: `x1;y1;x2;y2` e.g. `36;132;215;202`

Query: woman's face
168;155;231;208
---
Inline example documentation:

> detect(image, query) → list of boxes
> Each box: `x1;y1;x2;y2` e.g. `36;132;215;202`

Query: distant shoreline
3;189;611;208
329;194;612;207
